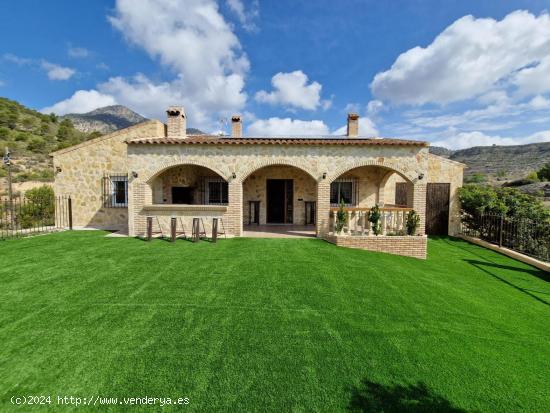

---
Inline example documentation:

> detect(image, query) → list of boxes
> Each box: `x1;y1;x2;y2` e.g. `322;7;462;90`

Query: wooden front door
266;179;293;224
426;183;450;235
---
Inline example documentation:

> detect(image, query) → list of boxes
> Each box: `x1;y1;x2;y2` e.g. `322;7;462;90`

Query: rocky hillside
0;96;100;196
430;142;550;180
62;105;147;133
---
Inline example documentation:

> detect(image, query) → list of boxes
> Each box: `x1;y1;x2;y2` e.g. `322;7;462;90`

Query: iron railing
0;195;72;240
460;213;550;262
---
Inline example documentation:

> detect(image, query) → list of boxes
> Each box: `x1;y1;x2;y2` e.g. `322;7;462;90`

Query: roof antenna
219;117;228;136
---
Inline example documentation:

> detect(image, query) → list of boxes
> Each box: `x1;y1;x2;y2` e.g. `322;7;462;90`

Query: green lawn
1;231;549;412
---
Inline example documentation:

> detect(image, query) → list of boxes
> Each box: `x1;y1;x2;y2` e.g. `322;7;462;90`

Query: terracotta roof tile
127;135;428;146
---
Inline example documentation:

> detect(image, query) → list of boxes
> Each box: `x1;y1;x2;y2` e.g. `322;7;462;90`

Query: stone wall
242;165;317;225
51;120;165;230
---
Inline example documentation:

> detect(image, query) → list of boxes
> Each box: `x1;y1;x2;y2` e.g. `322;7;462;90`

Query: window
330;179;355;206
205;179;228;205
103;174;128;207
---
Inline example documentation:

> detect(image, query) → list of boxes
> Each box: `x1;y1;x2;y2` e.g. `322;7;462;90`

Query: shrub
335;199;347;233
17;185;55;229
464;173;487;184
406;210;420;235
525;171;539;181
368;204;381;236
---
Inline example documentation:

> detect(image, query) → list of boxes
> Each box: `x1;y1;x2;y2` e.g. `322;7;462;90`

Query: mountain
62;105;147;133
430;142;550;181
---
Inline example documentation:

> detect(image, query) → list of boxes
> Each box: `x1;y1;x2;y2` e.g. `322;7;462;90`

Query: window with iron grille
102;174;128;208
330;178;357;206
203;178;228;205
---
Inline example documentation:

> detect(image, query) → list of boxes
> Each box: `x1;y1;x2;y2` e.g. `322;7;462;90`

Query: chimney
347;113;359;137
231;115;242;138
166;105;186;137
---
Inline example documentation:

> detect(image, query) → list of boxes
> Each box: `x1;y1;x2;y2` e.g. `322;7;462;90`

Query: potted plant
406;209;420;235
368;204;381;235
335;199;347;234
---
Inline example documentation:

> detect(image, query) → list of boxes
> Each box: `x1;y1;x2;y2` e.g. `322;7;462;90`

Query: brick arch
144;160;229;184
238;159;318;183
327;159;415;183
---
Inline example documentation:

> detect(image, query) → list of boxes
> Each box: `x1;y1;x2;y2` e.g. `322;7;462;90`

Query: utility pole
3;147;13;200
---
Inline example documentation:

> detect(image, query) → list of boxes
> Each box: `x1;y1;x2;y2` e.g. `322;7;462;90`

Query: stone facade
51;120;165;230
126;143;430;237
51;111;464;258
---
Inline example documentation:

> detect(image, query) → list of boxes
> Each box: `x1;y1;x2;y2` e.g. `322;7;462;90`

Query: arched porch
241;164;318;237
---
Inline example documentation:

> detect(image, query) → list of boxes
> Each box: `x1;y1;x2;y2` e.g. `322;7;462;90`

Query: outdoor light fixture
418;173;424;180
132;171;138;178
322;172;327;179
232;172;236;179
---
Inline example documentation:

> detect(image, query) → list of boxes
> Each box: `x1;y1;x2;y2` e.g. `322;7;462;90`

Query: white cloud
432;129;550;150
514;57;550;96
68;46;90;58
371;10;550;105
41;90;116;114
40;61;75;80
226;0;259;32
2;53;76;80
367;100;384;115
3;54;75;81
332;117;379;136
247;117;330;135
255;70;324;110
45;0;249;130
3;53;32;65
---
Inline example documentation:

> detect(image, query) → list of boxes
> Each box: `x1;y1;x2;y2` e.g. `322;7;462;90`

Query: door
267;179;293;223
172;187;193;204
426;183;450;235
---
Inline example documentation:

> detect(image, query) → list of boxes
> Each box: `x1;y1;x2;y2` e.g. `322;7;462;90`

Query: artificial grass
0;231;549;412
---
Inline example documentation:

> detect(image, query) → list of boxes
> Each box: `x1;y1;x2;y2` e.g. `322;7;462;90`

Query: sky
1;0;550;148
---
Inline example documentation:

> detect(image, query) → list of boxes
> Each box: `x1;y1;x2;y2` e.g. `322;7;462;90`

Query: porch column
128;179;152;237
227;180;243;236
316;180;331;237
412;183;427;235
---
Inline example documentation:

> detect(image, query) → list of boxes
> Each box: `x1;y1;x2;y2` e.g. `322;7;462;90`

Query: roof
127;135;429;146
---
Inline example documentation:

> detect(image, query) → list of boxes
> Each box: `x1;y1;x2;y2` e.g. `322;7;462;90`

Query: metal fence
0;195;72;240
460;213;550;262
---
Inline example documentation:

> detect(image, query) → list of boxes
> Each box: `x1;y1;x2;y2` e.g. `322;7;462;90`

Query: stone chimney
231;115;242;138
166;106;186;137
347;113;359;137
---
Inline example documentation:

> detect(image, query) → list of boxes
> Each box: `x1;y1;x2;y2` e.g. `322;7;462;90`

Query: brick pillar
128;180;152;237
227;180;243;236
412;183;427;235
316;180;331;237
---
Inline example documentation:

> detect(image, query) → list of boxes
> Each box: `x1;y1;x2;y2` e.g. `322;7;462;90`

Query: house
51;106;465;259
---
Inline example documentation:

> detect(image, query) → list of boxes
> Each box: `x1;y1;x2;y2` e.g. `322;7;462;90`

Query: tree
538;162;550;181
